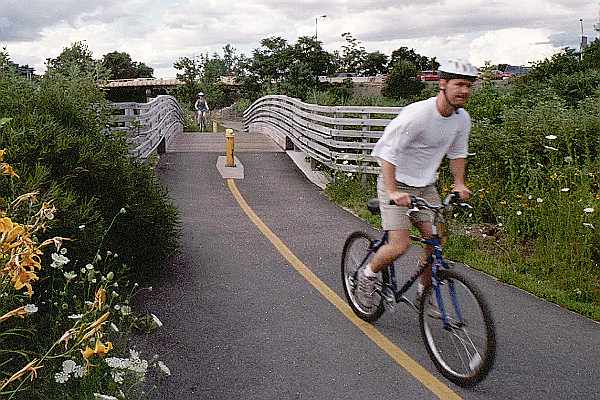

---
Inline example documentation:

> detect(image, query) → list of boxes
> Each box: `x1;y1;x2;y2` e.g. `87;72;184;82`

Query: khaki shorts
377;177;441;231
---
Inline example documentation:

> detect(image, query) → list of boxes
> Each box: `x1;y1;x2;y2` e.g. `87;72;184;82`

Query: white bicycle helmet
438;59;478;81
197;92;204;97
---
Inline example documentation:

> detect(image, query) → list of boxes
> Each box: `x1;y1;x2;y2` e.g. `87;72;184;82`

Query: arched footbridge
113;95;600;400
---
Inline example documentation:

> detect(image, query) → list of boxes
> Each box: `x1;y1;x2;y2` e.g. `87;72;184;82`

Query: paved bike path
137;151;600;400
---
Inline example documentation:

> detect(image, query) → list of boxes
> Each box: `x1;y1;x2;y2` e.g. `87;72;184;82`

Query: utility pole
594;3;600;37
315;15;327;41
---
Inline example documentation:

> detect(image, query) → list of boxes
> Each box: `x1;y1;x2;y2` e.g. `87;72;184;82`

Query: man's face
440;78;473;108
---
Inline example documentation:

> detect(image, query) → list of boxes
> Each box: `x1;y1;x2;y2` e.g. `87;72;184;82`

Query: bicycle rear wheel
419;269;496;387
341;231;384;322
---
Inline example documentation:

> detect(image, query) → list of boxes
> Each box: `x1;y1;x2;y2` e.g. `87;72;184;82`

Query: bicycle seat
367;198;381;214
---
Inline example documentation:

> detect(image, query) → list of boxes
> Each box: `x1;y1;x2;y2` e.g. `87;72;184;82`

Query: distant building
7;61;34;79
503;65;530;76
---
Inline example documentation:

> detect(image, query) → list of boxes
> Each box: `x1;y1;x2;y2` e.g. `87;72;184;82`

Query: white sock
364;264;377;278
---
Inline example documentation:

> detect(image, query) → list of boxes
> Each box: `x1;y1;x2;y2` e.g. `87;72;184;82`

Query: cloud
1;0;598;77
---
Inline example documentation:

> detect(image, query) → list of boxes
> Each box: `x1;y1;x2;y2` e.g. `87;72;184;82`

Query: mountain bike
341;193;496;387
196;110;209;132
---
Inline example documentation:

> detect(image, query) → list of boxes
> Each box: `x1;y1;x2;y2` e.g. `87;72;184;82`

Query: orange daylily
0;358;43;391
81;340;113;360
0;162;19;178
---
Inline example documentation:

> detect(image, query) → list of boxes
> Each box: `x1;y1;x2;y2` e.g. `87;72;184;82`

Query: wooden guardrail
243;95;402;174
111;95;184;159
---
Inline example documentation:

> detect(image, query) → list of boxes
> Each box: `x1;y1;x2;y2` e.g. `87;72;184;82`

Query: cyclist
194;92;210;129
356;59;478;311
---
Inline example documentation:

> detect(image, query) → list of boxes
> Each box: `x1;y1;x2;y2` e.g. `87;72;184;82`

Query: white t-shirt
371;97;471;187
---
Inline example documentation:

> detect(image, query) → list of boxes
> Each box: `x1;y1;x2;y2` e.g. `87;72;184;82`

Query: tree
389;46;438;71
362;51;388;76
46;41;108;80
582;38;600;71
293;36;336;79
101;51;154;79
340;32;367;74
382;60;425;100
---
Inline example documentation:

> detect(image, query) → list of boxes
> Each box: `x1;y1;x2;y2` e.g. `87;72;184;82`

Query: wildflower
543;146;558;151
151;313;163;328
54;371;69;384
527;195;532;200
106;272;114;281
583;223;595;229
60;247;68;255
119;208;126;214
81;340;113;360
111;370;125;384
536;198;543;203
24;304;38;314
561;188;570;192
68;314;83;319
157;361;171;376
120;306;131;316
79;224;86;230
545;135;557;140
516;211;523;216
584;208;594;213
1;162;19;178
346;173;353;178
106;357;130;369
51;253;70;269
62;360;77;374
110;322;119;332
94;394;118;400
0;358;42;391
64;271;77;281
85;263;94;270
92;288;107;310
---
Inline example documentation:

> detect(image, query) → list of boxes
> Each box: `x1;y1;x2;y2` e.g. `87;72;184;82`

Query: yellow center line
226;179;462;400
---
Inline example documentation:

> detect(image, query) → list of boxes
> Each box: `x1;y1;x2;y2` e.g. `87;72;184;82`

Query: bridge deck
168;132;284;153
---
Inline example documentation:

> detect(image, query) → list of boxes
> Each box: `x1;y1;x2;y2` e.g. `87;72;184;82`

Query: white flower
545;135;557;140
468;213;472;218
106;251;113;256
346;172;353;177
106;272;114;281
64;271;77;281
51;253;70;269
24;304;38;314
151;313;163;327
60;248;68;255
91;279;97;283
498;223;503;227
113;253;118;258
119;208;126;214
72;365;85;378
157;361;171;376
67;314;83;319
111;370;124;384
85;263;94;270
78;224;86;230
54;371;69;384
62;360;77;374
543;145;558;151
94;394;118;400
561;188;570;192
583;223;595;229
110;323;119;332
536;198;543;203
584;207;594;213
516;211;523;216
527;195;532;200
114;304;121;311
107;357;130;369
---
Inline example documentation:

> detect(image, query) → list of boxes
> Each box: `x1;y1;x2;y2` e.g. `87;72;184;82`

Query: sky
1;0;599;78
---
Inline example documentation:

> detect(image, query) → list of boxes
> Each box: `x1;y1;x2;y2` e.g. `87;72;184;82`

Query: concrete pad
286;150;330;189
216;156;244;179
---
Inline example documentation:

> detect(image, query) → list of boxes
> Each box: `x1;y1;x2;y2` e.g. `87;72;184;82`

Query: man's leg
355;229;410;310
414;221;434;288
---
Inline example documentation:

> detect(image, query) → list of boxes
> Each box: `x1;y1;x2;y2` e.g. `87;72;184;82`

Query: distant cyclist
355;59;479;311
194;92;210;131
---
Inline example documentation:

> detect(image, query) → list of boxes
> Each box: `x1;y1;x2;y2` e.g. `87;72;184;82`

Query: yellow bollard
212;120;218;133
225;128;235;167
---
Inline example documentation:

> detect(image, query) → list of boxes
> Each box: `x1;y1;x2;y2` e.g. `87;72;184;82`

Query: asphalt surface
135;151;600;400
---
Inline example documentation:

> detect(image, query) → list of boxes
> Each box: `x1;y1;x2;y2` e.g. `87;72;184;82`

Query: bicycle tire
341;231;385;322
419;269;496;387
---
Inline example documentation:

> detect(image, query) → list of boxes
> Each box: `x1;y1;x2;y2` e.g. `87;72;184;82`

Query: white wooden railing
111;95;184;159
243;95;402;174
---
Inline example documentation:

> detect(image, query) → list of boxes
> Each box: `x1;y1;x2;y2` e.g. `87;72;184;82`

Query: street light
315;15;327;41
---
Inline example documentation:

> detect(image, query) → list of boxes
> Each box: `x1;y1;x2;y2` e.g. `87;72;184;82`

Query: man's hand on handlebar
452;183;472;200
389;191;411;206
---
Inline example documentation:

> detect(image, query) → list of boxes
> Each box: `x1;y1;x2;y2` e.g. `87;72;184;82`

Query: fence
111;95;184;159
243;95;402;174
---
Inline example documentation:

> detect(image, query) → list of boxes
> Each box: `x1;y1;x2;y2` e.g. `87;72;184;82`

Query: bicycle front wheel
341;231;384;322
419;269;496;387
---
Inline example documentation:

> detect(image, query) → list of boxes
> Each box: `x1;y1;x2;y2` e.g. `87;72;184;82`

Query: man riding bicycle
356;59;479;311
194;92;210;130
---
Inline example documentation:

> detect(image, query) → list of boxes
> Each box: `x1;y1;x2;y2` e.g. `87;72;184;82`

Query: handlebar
388;192;473;212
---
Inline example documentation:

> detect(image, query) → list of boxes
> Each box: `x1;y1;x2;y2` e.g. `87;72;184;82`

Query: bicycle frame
368;227;461;329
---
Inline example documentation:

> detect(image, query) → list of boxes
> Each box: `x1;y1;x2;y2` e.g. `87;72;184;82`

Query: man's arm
449;157;471;200
381;159;410;206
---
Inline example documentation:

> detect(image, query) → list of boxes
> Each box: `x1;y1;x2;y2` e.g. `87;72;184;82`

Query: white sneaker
356;267;378;310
